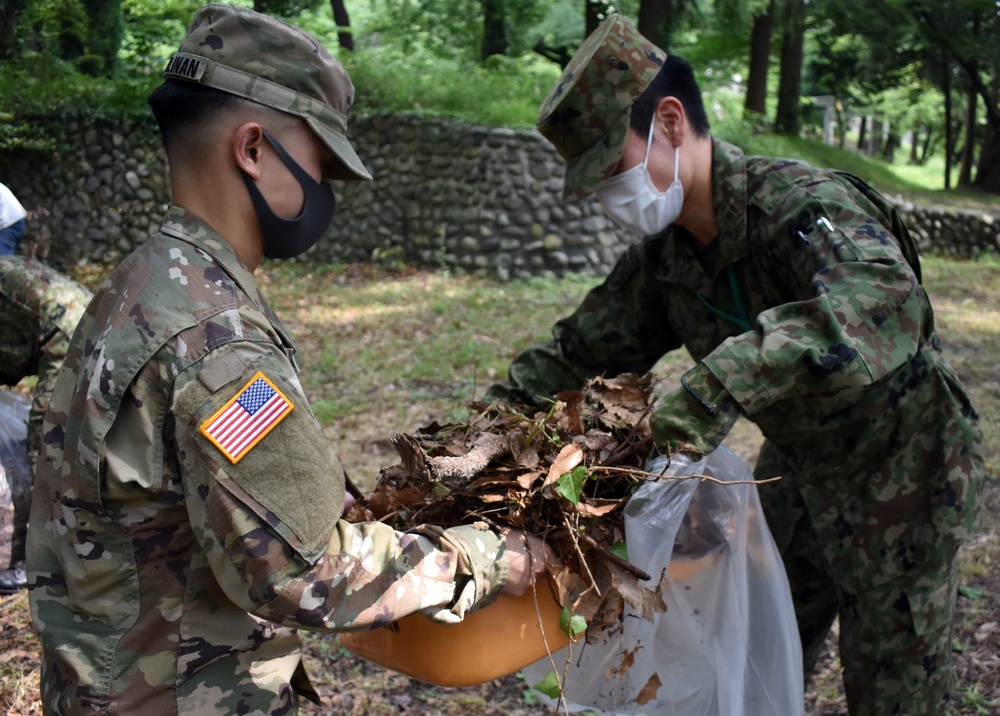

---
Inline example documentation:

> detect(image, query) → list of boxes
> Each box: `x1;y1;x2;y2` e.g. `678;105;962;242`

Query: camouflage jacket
493;139;983;593
26;208;509;715
0;256;92;468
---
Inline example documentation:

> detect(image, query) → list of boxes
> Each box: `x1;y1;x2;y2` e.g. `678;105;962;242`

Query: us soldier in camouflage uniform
487;15;984;716
0;256;91;594
25;5;547;714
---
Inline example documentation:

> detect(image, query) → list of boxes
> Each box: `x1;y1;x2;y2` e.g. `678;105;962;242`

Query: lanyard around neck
696;264;752;332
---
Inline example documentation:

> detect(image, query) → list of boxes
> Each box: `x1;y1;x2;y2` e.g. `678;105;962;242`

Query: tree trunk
972;72;1000;193
80;0;123;76
973;122;1000;192
774;0;805;135
943;45;953;190
586;0;614;36
482;0;507;60
857;115;868;153
958;79;977;186
871;117;884;157
744;0;775;118
0;0;26;60
835;100;846;148
638;0;671;49
920;125;933;165
330;0;354;51
909;125;920;164
882;125;899;162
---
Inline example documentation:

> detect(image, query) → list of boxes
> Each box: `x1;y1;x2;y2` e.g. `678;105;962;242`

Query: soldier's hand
500;530;555;596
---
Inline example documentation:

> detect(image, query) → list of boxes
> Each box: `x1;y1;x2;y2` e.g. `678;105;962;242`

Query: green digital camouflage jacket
26;208;509;715
0;255;92;470
493;139;984;598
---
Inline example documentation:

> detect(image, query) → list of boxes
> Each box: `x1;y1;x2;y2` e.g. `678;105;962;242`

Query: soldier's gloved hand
500;530;556;597
651;363;742;456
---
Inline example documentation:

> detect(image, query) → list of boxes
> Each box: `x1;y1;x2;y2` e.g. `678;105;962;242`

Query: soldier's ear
655;96;685;148
233;122;266;180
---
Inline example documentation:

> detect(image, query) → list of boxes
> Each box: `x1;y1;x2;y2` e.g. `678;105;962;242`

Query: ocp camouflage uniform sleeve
172;340;508;630
490;238;683;405
700;175;925;417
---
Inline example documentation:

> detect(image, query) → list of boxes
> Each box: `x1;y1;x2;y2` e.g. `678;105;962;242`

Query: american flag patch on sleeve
199;371;294;464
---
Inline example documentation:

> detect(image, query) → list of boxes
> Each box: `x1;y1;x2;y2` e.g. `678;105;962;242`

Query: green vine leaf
611;540;628;561
559;606;587;640
532;670;562;699
555;465;588;505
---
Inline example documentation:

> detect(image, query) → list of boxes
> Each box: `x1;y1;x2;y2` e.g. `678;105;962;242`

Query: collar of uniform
657;137;750;292
157;206;299;357
159;206;262;301
709;138;751;269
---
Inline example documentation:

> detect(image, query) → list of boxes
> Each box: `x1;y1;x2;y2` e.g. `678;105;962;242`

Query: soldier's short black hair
629;56;710;139
147;80;286;155
148;80;238;153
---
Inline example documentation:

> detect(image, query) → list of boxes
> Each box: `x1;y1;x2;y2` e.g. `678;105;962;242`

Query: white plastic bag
523;444;804;716
0;462;10;568
0;388;32;569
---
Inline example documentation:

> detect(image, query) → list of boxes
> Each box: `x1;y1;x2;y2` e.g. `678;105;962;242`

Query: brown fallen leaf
635;672;663;706
543;443;584;488
605;644;639;681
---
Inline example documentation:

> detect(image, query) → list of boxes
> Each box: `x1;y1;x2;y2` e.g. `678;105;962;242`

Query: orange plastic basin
339;578;570;687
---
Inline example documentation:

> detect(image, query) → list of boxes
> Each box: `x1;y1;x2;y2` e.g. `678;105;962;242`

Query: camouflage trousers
780;510;957;716
758;448;959;716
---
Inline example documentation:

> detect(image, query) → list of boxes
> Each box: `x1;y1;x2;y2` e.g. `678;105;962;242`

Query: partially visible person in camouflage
0;182;27;255
25;5;547;714
487;14;984;716
0;256;91;595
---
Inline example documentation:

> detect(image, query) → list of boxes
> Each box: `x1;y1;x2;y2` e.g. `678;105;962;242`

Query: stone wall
5;117;171;269
2;115;997;277
894;200;998;258
3;114;631;279
324;115;629;280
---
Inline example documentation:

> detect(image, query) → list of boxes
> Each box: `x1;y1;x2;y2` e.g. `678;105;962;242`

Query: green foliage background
1;0;998;202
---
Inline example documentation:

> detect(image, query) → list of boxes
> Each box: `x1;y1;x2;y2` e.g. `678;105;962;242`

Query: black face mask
240;129;336;260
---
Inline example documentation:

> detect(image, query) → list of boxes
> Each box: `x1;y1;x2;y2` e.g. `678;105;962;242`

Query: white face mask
596;119;684;236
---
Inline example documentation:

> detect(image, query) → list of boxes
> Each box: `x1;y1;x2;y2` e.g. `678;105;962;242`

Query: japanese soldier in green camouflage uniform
0;256;91;594
25;5;547;714
486;15;984;716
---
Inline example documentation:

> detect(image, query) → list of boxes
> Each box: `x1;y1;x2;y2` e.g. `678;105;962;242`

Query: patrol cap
163;3;371;182
537;14;666;201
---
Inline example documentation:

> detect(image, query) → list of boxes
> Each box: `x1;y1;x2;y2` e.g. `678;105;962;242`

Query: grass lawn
246;256;999;489
1;253;996;715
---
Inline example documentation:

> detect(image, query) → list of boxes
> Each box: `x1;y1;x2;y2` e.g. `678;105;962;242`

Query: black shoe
0;562;27;595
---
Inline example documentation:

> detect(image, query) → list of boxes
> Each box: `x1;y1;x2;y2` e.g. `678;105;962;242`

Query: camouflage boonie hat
163;3;371;182
537;14;665;201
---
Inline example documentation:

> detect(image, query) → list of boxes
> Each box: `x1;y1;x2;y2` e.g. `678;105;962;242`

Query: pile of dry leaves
343;373;673;640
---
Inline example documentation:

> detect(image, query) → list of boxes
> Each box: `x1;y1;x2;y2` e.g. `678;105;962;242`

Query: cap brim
308;117;373;182
560;109;631;202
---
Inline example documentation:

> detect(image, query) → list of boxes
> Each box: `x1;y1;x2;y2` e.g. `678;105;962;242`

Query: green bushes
344;47;560;128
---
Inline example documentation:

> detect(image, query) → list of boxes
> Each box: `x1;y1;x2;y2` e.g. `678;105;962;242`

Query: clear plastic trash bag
0;388;32;569
522;444;804;716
